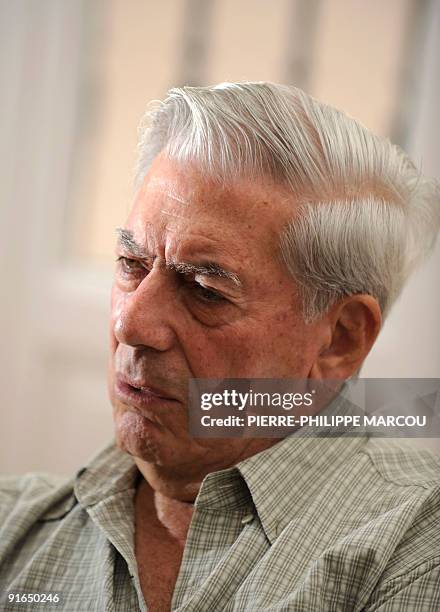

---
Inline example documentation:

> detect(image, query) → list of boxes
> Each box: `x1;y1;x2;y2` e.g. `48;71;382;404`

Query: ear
310;295;382;379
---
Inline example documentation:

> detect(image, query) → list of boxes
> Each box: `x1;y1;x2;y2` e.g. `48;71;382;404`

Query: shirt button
241;513;254;525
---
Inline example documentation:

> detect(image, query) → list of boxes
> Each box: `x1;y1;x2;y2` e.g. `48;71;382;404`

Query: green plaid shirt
1;433;440;611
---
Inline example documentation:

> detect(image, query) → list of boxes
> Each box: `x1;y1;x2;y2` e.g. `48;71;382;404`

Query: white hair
134;81;440;321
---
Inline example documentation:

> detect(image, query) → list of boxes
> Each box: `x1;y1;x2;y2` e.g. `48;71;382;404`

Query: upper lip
116;373;179;401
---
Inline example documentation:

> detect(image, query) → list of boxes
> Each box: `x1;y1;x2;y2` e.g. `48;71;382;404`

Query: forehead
127;155;295;263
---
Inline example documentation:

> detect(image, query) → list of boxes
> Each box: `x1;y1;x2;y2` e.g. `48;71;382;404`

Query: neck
134;459;209;502
134;475;195;544
133;437;282;502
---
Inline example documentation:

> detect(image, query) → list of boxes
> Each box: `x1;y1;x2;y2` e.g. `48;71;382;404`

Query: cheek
266;314;315;372
174;326;246;378
199;313;313;378
180;318;303;378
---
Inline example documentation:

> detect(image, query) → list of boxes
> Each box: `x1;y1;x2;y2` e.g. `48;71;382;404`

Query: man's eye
116;256;146;276
191;282;227;304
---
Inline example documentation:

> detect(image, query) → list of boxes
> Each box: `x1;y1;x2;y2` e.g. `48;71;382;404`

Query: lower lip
114;379;177;414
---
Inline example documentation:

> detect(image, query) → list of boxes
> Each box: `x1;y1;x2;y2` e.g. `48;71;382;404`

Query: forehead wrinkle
161;209;186;219
165;191;188;205
146;177;189;203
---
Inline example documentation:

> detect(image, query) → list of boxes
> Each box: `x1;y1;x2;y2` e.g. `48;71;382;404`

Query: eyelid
116;255;150;274
191;282;227;304
193;273;224;289
117;254;149;265
194;274;210;287
116;255;137;264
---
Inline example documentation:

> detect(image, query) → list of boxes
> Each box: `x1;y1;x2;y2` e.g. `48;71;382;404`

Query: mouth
114;373;180;413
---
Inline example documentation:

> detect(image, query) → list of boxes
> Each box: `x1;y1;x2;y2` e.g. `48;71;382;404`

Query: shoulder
0;471;68;501
354;438;440;539
0;472;71;524
354;439;440;606
359;438;440;489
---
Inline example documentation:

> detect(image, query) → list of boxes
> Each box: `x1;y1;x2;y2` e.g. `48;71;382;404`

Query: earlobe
313;295;382;379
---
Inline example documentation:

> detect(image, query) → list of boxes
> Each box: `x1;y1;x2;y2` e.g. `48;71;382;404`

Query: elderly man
1;82;440;612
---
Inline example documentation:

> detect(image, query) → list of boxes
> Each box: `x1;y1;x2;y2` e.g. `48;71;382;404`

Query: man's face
108;154;326;477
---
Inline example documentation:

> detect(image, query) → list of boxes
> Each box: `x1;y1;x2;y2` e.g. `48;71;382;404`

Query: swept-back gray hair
134;82;440;322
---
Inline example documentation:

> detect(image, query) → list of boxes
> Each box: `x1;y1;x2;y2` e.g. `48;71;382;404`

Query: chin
114;408;164;464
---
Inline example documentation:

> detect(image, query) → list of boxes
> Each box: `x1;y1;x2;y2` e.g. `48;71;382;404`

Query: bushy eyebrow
116;228;148;258
168;260;242;286
115;228;242;287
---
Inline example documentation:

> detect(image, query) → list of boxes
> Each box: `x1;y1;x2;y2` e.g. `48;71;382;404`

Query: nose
112;270;176;352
